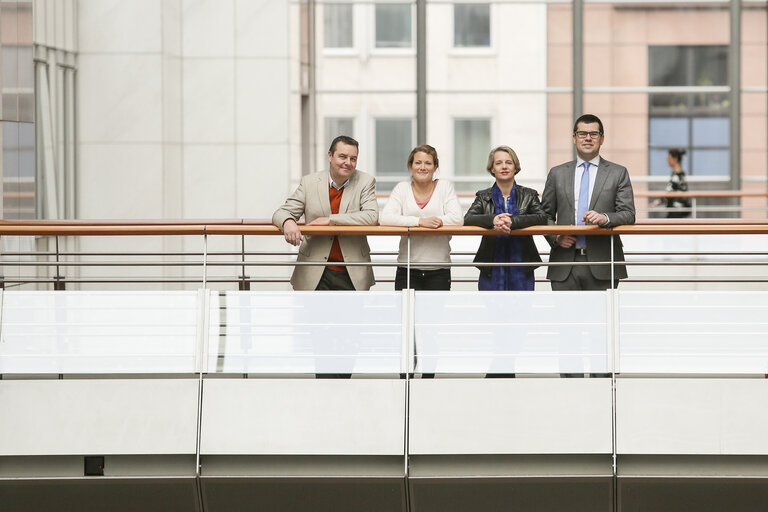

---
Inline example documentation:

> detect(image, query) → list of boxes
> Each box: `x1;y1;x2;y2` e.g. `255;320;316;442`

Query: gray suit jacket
541;158;635;281
272;171;379;290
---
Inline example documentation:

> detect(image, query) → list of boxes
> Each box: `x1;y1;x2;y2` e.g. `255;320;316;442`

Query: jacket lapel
564;161;576;221
316;173;331;217
590;159;609;209
338;171;357;213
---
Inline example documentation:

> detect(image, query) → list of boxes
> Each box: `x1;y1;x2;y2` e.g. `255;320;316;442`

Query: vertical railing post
202;233;208;289
238;234;250;290
53;236;65;290
406;230;411;290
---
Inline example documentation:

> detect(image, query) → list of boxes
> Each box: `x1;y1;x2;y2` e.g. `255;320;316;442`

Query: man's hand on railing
418;216;443;229
282;219;303;246
583;210;609;227
555;235;577;248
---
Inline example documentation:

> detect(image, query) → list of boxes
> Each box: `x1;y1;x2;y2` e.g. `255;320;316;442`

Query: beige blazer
272;170;379;290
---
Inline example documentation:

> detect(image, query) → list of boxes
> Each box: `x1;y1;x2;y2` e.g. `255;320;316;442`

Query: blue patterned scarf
484;183;532;291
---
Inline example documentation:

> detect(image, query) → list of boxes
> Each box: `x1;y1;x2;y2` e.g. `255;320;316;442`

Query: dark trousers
550;254;619;291
394;267;451;291
315;267;355;291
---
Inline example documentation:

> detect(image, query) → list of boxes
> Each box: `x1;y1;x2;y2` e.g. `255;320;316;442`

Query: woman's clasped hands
492;213;512;234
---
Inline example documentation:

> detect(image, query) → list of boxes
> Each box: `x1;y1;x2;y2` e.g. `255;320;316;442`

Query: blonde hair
486;145;521;175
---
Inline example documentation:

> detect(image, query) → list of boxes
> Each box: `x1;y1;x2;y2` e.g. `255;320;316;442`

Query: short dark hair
573;114;604;135
328;135;359;155
668;148;686;162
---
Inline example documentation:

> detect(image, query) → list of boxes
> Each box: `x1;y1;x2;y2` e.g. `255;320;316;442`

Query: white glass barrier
0;291;201;373
414;292;610;374
619;291;768;374
209;292;404;374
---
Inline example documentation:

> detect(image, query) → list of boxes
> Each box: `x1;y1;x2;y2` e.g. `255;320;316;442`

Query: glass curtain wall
1;1;34;220
309;1;767;215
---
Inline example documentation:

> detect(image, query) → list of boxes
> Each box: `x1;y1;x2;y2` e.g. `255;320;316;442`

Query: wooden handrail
426;190;768;200
1;222;768;236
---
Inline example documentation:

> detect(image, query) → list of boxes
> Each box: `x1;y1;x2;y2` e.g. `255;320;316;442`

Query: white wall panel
77;144;163;219
182;59;235;143
182;0;234;57
235;0;289;58
182;145;236;218
78;0;162;53
409;379;613;455
236;144;291;218
200;379;406;455
617;379;768;455
78;55;163;143
236;59;289;144
0;380;199;455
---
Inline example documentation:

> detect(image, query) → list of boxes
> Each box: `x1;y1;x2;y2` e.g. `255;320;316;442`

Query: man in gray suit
273;135;379;291
541;114;635;290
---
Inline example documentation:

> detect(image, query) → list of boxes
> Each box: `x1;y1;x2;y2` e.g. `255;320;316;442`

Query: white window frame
450;2;495;56
369;2;416;57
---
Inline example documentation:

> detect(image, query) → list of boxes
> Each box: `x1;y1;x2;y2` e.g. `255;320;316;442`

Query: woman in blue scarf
464;146;547;290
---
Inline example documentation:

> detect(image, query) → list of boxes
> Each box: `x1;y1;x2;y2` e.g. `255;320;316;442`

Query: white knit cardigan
379;179;463;268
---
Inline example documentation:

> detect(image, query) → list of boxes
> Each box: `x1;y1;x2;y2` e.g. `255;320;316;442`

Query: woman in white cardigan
380;144;463;290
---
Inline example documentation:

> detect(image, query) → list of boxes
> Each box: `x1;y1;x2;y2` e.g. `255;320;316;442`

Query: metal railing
1;221;767;288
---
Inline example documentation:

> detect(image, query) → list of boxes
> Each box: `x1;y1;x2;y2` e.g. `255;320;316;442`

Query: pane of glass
649;148;671;177
375;118;412;181
649;118;689;147
454;3;490;48
620;291;768;374
211;292;403;374
692;45;728;86
691;149;729;176
454;119;491;188
375;4;411;48
692;117;729;146
649;46;686;86
324;117;354;153
0;292;202;374
324;3;353;48
415;292;609;374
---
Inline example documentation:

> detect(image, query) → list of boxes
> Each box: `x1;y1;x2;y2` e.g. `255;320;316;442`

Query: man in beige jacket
272;135;379;290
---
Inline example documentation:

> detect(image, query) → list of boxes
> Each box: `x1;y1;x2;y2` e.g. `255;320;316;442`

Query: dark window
375;4;412;49
454;4;490;48
648;45;729;177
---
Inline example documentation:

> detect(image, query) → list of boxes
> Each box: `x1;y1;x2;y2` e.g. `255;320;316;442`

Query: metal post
238;234;249;290
202;234;208;289
406;232;411;290
416;0;427;144
729;0;741;192
572;0;584;153
53;236;65;290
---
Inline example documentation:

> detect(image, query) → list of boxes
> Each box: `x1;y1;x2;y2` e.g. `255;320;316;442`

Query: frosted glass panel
211;292;403;374
0;291;201;373
414;292;609;374
619;291;768;374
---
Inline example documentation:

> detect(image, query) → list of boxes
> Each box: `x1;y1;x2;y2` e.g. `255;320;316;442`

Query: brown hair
486;145;521;175
407;144;439;169
328;135;359;155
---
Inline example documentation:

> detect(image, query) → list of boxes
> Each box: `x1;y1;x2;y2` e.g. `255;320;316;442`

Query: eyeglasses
574;131;602;139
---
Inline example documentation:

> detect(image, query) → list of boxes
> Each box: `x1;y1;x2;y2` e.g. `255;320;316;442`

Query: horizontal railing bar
2;223;768;236
2;258;766;268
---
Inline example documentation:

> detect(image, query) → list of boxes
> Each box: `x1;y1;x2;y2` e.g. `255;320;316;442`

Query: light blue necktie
576;162;590;248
